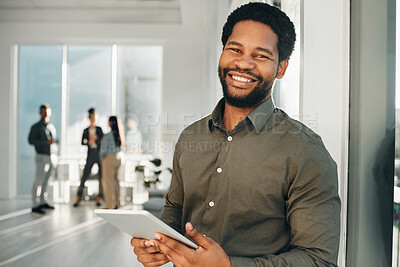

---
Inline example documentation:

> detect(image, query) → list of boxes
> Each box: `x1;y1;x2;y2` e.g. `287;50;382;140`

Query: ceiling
0;0;182;24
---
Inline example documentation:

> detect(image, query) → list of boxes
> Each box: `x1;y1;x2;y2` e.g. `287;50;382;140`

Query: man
131;2;340;266
28;104;57;215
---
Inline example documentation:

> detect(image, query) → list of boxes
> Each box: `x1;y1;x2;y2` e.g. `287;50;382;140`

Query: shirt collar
208;97;276;134
247;97;276;134
208;98;225;132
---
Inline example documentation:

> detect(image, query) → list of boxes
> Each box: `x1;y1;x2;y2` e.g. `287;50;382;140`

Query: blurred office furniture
47;159;80;203
46;154;171;215
142;166;172;217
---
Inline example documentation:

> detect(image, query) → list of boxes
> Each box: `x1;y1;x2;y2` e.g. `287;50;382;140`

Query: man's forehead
230;20;277;37
228;20;279;51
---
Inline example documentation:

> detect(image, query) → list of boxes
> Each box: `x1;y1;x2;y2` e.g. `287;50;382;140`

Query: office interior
0;0;396;266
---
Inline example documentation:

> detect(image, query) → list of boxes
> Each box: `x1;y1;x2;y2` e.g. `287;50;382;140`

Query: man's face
218;20;288;108
40;107;51;123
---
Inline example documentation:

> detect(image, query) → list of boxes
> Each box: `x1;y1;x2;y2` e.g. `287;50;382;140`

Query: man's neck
223;96;270;132
223;103;255;132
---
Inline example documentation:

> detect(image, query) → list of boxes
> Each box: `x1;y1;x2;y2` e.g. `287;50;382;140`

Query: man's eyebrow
255;47;274;57
226;41;274;56
226;41;243;47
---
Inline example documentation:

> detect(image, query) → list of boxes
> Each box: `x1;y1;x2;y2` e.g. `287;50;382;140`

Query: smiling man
131;2;340;266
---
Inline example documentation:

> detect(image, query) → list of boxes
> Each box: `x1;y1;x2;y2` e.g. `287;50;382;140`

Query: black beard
218;67;273;108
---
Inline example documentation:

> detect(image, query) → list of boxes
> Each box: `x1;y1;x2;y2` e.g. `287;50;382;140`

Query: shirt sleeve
99;134;108;161
81;129;88;146
160;140;185;234
230;139;341;267
48;124;56;140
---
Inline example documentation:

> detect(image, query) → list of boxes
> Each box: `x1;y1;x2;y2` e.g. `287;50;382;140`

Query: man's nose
233;54;255;70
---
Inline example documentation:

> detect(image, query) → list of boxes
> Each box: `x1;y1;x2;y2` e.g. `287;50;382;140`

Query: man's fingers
136;251;169;267
185;222;212;248
130;237;144;247
134;245;161;255
130;237;155;248
142;259;170;267
154;233;195;262
154;238;183;265
131;237;170;266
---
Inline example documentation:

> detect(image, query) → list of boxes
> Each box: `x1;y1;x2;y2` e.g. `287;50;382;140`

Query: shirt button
227;136;232;141
216;167;222;173
209;201;215;207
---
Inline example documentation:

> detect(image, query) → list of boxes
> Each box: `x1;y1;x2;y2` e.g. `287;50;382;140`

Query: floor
0;199;172;267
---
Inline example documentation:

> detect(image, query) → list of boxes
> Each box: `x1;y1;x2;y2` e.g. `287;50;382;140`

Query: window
17;45;163;196
271;0;301;118
116;46;163;154
18;46;62;195
66;46;112;157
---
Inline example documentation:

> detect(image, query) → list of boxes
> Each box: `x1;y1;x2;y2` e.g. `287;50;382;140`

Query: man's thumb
185;222;211;248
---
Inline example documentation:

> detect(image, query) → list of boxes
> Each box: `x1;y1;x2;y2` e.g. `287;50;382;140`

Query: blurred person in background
125;115;143;154
73;107;104;207
100;116;125;209
28;104;57;215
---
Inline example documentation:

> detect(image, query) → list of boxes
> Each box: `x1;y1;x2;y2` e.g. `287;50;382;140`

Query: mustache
220;67;263;81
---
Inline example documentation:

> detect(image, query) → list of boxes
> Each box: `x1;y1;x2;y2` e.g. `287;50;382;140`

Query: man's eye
255;54;270;60
229;48;241;53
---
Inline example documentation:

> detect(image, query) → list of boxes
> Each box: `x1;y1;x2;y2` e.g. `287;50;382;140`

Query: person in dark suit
28;104;57;215
73;108;104;207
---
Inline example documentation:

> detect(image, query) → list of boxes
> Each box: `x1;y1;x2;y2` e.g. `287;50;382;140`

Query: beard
218;67;274;108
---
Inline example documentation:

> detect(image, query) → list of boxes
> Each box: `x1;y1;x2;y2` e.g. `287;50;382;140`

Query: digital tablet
94;209;198;249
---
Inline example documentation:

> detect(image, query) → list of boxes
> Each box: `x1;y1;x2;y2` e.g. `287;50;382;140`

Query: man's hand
154;222;231;267
130;238;170;267
46;139;55;145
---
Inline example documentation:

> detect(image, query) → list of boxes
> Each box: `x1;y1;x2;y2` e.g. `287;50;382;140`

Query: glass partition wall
17;45;163;196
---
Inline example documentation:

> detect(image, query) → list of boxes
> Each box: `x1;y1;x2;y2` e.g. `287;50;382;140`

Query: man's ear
276;60;289;79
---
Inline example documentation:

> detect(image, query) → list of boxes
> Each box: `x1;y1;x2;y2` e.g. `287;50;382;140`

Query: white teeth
231;75;252;83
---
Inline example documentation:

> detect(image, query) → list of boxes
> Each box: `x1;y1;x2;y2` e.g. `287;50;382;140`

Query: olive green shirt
161;97;340;266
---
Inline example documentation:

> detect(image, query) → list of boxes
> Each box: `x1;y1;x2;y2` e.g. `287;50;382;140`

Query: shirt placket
200;126;233;230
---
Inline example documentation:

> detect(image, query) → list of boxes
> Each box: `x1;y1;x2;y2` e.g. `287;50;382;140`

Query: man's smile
227;72;258;89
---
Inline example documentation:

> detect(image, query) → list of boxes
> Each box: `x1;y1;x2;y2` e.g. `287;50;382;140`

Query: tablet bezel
94;209;198;249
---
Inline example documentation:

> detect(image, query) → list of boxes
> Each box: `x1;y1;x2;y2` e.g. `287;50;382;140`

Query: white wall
0;0;218;198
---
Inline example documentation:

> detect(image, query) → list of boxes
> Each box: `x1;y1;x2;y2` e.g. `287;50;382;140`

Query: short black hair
39;104;49;111
221;2;296;62
88;107;95;115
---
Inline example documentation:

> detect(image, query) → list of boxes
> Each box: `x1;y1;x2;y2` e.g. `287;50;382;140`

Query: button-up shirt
161;97;340;266
28;120;57;155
